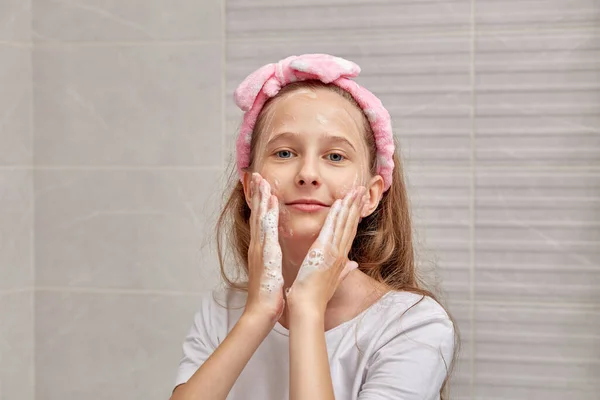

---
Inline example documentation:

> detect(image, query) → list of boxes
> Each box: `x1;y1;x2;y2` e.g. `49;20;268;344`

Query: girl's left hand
285;186;368;317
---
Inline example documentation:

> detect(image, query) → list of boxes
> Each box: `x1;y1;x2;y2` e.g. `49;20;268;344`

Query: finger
261;195;283;294
333;188;356;248
250;173;261;242
339;187;367;252
258;178;272;245
316;198;342;245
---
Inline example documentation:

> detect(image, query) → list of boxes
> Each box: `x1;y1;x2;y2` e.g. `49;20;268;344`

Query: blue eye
276;150;293;159
327;153;345;162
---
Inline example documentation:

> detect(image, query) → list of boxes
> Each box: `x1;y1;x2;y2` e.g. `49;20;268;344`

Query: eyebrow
267;131;357;152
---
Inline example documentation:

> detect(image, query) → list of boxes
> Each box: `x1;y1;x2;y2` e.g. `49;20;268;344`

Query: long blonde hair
216;80;458;398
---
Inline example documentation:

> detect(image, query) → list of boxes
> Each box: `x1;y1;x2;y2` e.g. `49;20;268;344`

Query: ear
241;171;253;209
361;175;384;218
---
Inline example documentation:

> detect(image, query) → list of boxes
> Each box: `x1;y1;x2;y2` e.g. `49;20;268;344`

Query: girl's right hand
244;173;285;325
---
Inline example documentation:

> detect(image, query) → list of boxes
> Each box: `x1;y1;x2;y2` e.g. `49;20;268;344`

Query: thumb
338;260;359;283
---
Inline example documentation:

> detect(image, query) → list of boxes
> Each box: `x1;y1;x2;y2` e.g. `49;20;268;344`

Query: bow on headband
233;54;395;192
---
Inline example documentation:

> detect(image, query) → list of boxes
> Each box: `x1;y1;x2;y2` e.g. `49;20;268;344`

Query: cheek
327;170;364;199
259;171;284;198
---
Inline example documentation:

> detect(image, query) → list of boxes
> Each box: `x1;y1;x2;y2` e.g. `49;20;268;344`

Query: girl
171;54;457;400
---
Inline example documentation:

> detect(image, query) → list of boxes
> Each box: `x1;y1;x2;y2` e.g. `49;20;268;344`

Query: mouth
286;200;329;213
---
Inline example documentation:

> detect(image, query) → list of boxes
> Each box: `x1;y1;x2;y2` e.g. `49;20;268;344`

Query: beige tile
0;45;32;165
35;169;225;291
0;292;34;400
0;0;30;42
475;31;600;167
32;0;222;42
0;170;33;290
33;43;222;166
475;169;600;303
407;169;472;301
227;0;471;39
35;291;203;400
476;0;600;32
474;303;600;399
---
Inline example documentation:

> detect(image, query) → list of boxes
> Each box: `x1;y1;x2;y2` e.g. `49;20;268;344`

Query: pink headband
234;53;395;192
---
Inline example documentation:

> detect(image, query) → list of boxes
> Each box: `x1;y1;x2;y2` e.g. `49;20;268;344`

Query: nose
296;157;321;188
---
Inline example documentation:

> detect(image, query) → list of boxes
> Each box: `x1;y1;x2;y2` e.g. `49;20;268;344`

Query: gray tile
35;169;224;291
33;43;222;166
474;303;600;399
0;45;32;165
442;301;472;400
448;359;472;400
227;36;473;167
407;169;472;301
0;0;31;42
475;31;600;166
475;170;600;303
35;291;204;400
0;292;34;400
227;0;471;39
476;0;600;32
32;0;222;42
0;170;33;290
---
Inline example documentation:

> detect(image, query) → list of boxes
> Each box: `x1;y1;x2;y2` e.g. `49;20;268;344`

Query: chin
281;214;326;240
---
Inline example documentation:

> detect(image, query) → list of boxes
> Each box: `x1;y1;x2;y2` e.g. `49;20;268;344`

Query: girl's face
250;87;382;239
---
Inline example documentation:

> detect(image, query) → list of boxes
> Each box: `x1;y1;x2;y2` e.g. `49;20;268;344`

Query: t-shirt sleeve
173;291;220;389
358;301;456;400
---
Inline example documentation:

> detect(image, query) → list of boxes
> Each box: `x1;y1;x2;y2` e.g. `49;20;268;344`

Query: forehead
263;87;366;142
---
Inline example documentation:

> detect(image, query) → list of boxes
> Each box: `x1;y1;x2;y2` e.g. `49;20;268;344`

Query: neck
279;235;314;289
276;235;386;330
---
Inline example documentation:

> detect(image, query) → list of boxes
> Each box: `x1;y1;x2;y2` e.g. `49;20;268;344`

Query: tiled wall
0;0;34;399
0;0;598;399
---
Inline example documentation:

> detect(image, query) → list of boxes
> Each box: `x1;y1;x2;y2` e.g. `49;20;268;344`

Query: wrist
239;310;276;337
288;304;325;325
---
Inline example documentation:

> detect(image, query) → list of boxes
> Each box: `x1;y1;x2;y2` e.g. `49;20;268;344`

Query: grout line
31;40;221;47
0;287;34;295
0;165;224;171
449;299;600;310
0;41;32;47
226;25;600;44
30;6;37;389
221;0;227;170
32;286;206;296
469;0;477;397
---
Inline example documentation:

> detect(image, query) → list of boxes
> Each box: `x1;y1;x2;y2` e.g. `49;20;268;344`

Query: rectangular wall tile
35;169;224;291
0;170;33;290
475;31;600;167
476;0;600;32
474;303;600;399
475;170;600;304
226;36;473;167
35;291;203;400
32;0;222;42
407;169;472;301
33;43;222;167
0;292;34;400
227;0;471;39
0;0;31;42
0;45;32;165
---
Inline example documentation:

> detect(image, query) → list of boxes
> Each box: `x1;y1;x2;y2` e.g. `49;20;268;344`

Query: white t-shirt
174;288;455;400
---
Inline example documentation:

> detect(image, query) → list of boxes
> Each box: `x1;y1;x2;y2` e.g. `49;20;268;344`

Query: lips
287;199;328;207
286;199;329;212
